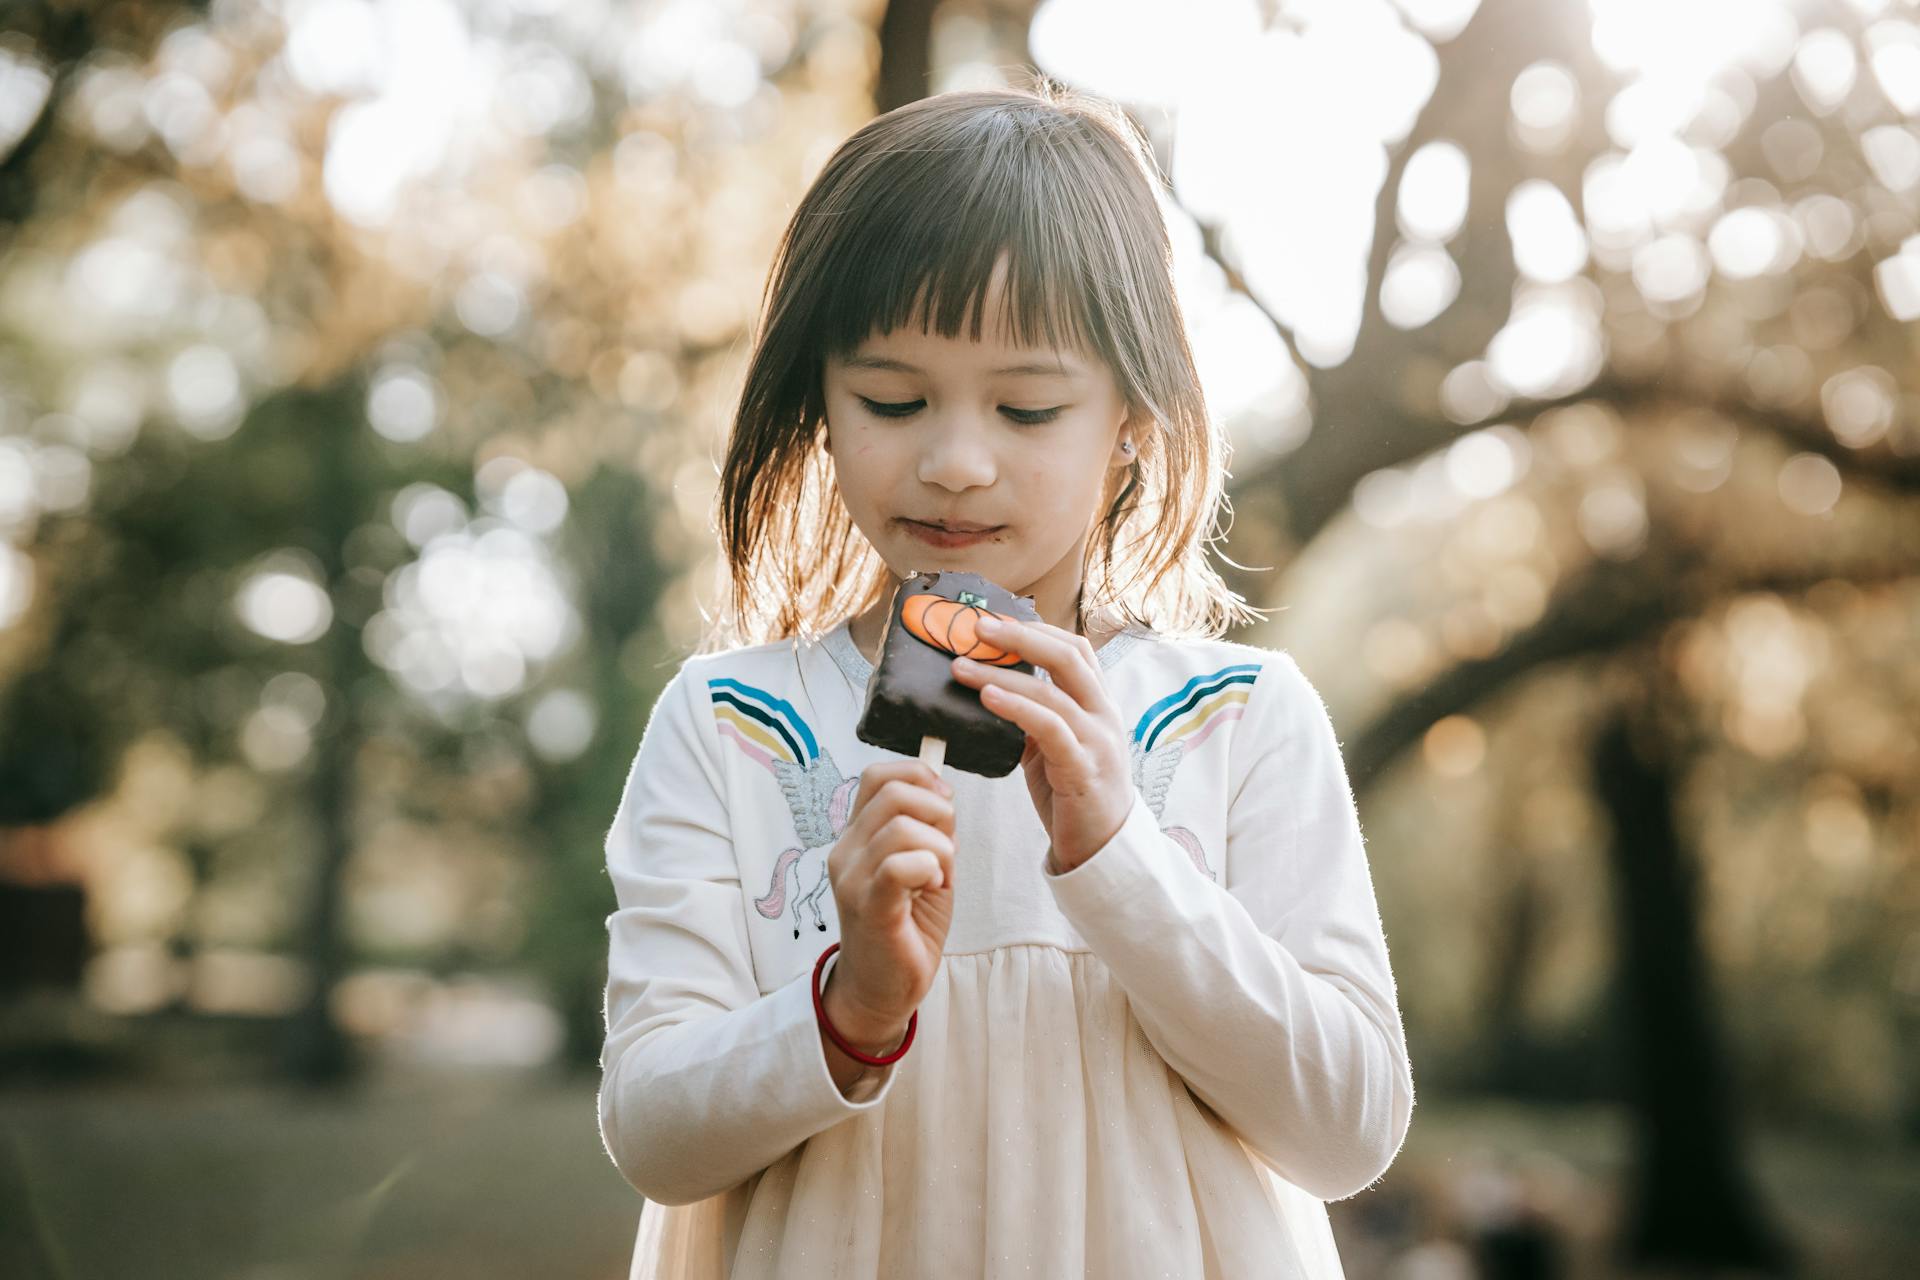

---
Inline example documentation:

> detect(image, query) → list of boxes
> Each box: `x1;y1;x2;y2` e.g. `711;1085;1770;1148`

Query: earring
1120;439;1135;456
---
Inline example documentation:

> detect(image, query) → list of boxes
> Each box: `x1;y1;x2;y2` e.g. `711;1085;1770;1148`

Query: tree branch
1343;537;1920;789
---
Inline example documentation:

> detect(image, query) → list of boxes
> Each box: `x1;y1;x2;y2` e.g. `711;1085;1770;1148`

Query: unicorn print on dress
707;678;860;939
1130;662;1261;882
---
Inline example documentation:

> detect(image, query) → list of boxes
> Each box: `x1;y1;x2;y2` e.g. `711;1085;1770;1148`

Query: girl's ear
1112;408;1142;467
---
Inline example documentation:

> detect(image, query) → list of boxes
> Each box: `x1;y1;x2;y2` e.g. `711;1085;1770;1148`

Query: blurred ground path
0;1076;1914;1279
0;1068;641;1280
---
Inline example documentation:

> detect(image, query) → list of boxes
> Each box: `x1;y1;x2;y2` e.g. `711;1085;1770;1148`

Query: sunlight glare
1865;21;1920;114
369;518;580;705
1873;234;1920;320
1444;426;1527;500
0;46;53;156
1778;453;1843;516
368;366;441;443
1029;0;1263;109
1582;141;1729;268
1861;124;1920;190
527;687;597;763
1169;6;1436;364
1379;242;1461;328
477;456;570;535
391;483;468;549
236;558;334;645
1792;29;1859;114
289;0;488;225
1485;282;1606;399
1577;470;1648;558
1507;180;1589;283
1388;0;1484;43
1511;61;1579;153
1398;141;1470;242
166;344;244;441
1633;232;1712;309
283;0;383;97
1820;366;1898;448
1708;205;1803;279
1440;360;1505;425
1588;0;1798;84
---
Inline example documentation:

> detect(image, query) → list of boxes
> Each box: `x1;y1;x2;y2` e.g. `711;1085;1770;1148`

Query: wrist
822;968;910;1053
1052;796;1134;872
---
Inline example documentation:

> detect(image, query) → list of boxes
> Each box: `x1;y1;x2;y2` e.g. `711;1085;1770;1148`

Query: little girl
598;81;1414;1279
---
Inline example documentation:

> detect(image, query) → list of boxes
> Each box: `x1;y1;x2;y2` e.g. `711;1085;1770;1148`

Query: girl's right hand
823;759;956;1040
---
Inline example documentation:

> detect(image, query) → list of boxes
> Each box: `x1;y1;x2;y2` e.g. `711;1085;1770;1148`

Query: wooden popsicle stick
918;735;948;891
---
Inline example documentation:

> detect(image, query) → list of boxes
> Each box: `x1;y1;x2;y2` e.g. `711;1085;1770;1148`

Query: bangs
807;138;1111;365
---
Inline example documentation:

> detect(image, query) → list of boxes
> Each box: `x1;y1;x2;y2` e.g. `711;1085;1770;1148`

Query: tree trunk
875;0;938;114
278;385;365;1087
1480;851;1544;1094
1591;703;1795;1274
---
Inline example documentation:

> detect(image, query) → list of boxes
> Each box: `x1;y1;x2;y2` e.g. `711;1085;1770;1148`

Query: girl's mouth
899;520;1003;549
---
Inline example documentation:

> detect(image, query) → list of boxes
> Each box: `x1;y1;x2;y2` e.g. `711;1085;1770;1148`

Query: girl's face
822;262;1135;622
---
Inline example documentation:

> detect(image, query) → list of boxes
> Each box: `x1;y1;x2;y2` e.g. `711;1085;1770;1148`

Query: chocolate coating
854;570;1041;777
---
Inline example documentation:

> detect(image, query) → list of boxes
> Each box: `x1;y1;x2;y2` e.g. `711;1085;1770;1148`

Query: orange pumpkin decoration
901;592;1024;666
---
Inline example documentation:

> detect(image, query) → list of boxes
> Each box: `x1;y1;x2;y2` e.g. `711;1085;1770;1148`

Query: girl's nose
916;419;997;491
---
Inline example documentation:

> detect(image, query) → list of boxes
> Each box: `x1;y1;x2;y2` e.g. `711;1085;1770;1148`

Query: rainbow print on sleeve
1129;661;1262;883
1131;662;1261;752
707;677;821;773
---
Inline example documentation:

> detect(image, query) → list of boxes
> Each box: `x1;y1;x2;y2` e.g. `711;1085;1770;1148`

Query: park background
1;0;1917;1276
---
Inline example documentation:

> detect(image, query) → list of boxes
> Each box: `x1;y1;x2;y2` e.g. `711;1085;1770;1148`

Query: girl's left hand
949;616;1135;872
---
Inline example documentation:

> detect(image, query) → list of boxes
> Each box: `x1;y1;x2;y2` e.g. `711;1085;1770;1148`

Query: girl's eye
857;397;1063;425
858;397;922;419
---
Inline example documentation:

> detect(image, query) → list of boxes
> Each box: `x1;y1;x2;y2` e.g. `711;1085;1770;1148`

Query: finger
843;809;956;887
871;817;960;898
870;812;956;861
974;616;1113;716
868;821;956;895
854;780;956;847
977;682;1087;773
849;759;951;823
890;836;960;898
951;655;1087;729
833;778;955;892
874;849;946;896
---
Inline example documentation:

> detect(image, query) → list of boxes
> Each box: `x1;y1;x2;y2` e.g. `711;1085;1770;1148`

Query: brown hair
701;77;1264;654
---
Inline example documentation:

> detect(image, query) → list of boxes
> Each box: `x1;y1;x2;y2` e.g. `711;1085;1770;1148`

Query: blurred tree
877;0;940;112
519;463;671;1070
0;0;812;1089
1;366;480;1081
1593;669;1793;1273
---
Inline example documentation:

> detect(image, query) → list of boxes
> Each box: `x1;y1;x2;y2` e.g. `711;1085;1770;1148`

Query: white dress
597;619;1414;1278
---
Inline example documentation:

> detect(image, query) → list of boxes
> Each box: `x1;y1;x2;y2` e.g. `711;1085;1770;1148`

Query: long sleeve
596;660;901;1208
1044;650;1414;1202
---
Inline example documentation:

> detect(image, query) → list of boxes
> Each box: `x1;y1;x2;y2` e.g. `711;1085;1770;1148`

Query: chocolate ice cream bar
855;570;1040;777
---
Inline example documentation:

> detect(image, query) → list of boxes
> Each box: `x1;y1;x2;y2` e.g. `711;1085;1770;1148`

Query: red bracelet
812;942;916;1067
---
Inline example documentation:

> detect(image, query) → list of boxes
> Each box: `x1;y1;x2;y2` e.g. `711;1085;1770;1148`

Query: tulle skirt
627;945;1346;1279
